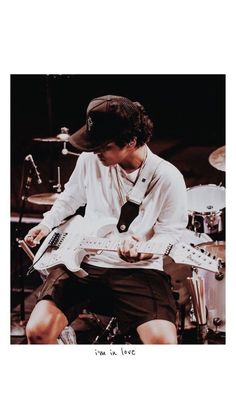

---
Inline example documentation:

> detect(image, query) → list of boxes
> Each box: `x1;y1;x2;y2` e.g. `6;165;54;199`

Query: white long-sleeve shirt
40;146;188;271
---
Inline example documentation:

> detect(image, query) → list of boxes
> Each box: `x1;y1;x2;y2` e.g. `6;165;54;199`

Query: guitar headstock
169;242;219;273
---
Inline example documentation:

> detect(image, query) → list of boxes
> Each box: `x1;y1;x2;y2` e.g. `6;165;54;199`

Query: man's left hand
118;236;153;263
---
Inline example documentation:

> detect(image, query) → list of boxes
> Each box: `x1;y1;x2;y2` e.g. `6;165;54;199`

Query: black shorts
37;263;177;334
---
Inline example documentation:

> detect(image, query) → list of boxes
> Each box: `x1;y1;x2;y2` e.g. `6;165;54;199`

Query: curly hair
112;99;154;148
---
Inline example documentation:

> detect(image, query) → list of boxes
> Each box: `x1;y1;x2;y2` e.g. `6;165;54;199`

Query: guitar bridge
48;232;68;248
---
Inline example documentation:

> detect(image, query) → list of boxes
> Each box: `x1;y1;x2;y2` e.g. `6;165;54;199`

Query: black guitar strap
116;154;163;233
117;201;140;232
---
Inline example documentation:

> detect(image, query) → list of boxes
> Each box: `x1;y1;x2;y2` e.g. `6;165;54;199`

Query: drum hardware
215;270;224;281
212;317;223;333
193;242;225;334
33;127;80;155
62;143;81;157
52;166;62;193
187;184;225;234
190;211;223;234
12;156;39;335
58;127;80;157
162;231;225;343
208;145;225;172
41;126;80;156
27;166;62;206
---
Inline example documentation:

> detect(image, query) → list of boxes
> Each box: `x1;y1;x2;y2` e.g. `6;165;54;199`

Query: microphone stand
11;162;33;336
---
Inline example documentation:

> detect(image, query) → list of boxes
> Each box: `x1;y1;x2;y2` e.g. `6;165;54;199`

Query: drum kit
18;134;226;343
171;145;226;342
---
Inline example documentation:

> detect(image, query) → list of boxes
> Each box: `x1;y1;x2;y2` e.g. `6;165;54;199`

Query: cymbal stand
56;126;80;157
52;166;62;193
12;161;34;335
62;141;80;157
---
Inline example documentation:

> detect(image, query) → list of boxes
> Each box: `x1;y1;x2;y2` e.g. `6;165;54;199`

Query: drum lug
216;260;225;280
213;317;222;327
215;271;224;281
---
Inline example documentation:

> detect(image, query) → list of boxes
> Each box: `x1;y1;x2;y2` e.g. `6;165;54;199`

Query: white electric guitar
32;215;220;274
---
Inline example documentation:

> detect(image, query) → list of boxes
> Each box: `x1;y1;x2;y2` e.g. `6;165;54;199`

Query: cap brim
69;125;112;152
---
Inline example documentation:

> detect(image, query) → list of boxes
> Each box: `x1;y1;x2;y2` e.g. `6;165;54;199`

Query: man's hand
118;236;153;263
24;225;50;248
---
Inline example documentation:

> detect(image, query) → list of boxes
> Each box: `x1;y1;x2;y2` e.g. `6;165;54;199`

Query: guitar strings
26;244;51;276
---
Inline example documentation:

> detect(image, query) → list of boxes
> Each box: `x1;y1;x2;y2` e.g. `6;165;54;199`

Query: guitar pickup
48;232;68;248
164;243;173;256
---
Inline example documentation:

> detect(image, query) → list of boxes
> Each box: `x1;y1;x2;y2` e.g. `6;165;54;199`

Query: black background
11;74;225;159
11;74;225;214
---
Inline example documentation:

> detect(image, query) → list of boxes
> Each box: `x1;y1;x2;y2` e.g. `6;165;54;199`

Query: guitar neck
80;237;168;255
80;236;219;272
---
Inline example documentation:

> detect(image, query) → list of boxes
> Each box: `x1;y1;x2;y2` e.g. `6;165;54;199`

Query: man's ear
127;137;137;148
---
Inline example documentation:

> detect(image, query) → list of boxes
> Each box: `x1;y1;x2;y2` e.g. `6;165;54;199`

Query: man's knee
26;322;49;344
137;319;177;344
26;301;68;344
145;330;177;344
26;315;60;343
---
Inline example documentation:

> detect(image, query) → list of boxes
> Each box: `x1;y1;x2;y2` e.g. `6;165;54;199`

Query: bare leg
26;300;68;344
137;319;177;344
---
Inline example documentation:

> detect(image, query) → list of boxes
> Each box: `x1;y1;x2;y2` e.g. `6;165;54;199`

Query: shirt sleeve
148;163;188;247
39;153;88;230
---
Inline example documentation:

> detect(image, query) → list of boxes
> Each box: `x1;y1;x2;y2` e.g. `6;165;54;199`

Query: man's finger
33;231;46;244
132;235;141;242
129;247;138;258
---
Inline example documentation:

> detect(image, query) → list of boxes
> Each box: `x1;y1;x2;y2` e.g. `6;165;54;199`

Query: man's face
94;142;131;166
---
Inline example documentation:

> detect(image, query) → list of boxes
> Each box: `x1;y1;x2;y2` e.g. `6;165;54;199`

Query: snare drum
187;184;225;234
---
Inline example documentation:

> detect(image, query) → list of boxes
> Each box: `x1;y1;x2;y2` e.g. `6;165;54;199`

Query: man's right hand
24;225;50;248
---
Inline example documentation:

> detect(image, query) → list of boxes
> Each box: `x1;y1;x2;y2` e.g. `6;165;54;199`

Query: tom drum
187;184;225;234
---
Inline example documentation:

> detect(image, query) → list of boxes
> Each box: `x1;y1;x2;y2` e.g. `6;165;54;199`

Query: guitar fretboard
80;237;169;255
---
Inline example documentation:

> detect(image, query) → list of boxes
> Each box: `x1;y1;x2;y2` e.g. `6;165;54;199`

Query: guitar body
33;215;220;274
33;215;89;272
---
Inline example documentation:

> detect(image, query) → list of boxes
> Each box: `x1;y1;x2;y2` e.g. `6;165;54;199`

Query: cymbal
27;193;59;205
33;135;69;143
33;127;70;143
209;146;225;171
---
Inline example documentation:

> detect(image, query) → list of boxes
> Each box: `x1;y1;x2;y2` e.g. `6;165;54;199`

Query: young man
25;95;188;344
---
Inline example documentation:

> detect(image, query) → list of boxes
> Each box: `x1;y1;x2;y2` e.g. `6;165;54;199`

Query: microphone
25;154;42;184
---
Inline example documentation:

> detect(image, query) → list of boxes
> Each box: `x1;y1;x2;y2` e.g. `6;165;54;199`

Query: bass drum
187;184;225;234
194;241;225;333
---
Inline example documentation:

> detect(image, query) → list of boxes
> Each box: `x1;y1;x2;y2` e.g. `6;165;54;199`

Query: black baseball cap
69;95;140;152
